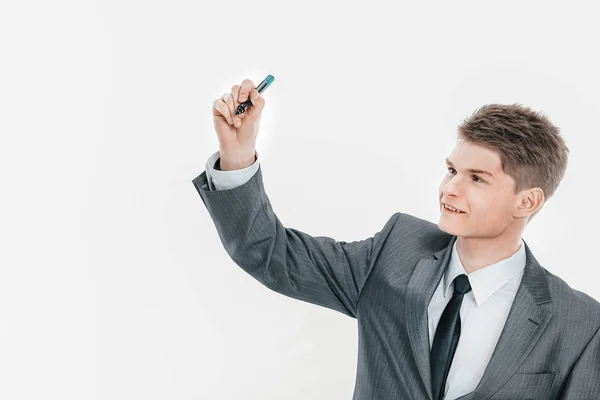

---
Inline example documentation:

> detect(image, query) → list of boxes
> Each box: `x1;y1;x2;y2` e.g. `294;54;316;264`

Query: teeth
444;204;464;213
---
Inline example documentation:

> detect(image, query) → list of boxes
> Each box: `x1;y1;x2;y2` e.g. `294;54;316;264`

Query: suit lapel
457;240;553;399
405;235;457;400
405;236;553;400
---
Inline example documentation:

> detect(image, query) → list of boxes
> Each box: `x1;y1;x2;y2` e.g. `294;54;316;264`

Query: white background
1;0;599;399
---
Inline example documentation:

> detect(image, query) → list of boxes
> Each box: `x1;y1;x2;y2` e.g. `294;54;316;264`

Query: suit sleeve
191;164;400;318
559;324;600;398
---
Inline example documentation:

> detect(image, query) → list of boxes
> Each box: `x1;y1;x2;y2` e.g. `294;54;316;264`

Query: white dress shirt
427;236;526;399
202;150;527;400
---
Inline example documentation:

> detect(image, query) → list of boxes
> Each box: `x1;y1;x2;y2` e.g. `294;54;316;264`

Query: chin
438;223;452;235
438;216;461;236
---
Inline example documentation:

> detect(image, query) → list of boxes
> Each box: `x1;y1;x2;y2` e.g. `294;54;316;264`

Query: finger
230;84;246;124
230;84;241;104
238;79;255;104
218;94;234;125
212;98;233;125
222;93;235;125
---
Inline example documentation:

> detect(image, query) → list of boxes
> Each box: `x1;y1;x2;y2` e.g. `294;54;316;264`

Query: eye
447;167;484;183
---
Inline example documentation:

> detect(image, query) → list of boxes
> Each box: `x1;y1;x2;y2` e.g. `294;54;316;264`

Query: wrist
218;151;256;171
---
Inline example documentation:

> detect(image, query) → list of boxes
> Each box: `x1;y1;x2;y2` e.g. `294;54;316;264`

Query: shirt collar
442;238;526;307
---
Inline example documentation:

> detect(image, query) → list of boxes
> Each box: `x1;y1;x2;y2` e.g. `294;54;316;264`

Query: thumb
246;88;265;120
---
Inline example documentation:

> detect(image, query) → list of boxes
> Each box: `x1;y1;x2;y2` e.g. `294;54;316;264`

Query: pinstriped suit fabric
192;165;600;399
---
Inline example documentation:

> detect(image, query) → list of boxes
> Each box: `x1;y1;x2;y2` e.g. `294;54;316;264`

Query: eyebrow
445;158;495;179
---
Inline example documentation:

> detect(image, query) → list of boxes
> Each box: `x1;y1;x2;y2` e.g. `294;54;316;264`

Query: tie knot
453;274;472;295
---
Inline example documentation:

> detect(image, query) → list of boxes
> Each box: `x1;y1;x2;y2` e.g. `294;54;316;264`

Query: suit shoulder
544;268;600;325
393;212;453;253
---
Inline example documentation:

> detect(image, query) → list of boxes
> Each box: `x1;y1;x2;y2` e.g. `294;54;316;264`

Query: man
192;78;600;399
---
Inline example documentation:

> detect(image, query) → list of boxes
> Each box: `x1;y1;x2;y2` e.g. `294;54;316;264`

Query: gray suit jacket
192;164;600;399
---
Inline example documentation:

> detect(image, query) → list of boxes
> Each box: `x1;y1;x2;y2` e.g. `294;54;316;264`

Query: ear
515;187;545;218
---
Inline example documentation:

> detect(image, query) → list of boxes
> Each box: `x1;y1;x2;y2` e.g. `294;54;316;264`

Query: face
438;139;522;238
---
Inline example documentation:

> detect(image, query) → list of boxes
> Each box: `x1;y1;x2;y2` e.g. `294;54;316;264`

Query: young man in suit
192;78;600;399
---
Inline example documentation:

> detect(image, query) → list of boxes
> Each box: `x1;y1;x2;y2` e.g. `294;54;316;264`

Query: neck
455;232;523;274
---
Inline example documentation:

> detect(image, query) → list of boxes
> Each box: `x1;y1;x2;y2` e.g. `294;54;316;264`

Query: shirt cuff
205;150;260;191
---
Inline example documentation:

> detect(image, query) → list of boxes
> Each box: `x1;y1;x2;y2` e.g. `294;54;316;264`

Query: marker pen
235;74;275;115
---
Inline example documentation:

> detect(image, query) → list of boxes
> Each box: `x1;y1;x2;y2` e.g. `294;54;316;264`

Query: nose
442;175;462;197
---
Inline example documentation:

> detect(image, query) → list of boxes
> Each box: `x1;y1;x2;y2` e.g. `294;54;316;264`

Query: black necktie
430;273;472;400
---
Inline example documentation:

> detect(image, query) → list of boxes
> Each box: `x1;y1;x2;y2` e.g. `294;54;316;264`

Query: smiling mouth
442;204;466;214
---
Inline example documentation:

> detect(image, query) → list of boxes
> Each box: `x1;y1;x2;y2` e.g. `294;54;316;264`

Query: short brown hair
457;103;569;223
